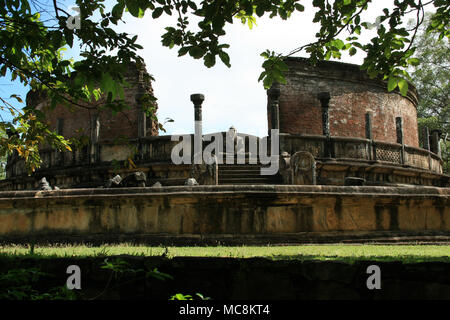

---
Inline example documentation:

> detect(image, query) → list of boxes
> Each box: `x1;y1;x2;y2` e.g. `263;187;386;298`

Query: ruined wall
0;185;448;244
26;63;159;142
275;58;419;147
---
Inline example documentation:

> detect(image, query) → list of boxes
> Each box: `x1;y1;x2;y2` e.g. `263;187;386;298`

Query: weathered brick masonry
272;58;419;147
26;63;159;142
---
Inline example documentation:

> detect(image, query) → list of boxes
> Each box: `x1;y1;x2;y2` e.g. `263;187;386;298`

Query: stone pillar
56;118;64;136
267;87;281;134
318;92;331;158
423;126;430;150
365;113;373;140
56;118;65;166
431;130;442;157
318;92;331;137
395;117;403;144
191;94;204;164
90;115;100;163
135;92;147;138
365;113;374;160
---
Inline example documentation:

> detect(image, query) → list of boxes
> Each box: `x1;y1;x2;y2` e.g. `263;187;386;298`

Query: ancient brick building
1;58;449;245
2;58;448;190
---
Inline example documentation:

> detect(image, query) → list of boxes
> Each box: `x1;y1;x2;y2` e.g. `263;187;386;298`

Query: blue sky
1;1;418;137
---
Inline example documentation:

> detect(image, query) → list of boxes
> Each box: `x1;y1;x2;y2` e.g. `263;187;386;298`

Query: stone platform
0;185;448;245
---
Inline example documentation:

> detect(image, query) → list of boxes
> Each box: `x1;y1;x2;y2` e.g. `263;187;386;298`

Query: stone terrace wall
0;185;448;245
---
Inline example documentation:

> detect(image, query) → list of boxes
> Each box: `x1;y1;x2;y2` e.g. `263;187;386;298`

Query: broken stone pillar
104;175;122;188
122;171;147;187
318;92;331;158
291;151;316;185
279;152;293;184
423;126;430;150
395;117;403;144
38;177;52;191
56;118;64;136
365;113;373;140
90;115;100;163
267;86;281;134
190;155;218;185
185;178;199;186
431;130;442;157
136;90;147;138
191;93;204;165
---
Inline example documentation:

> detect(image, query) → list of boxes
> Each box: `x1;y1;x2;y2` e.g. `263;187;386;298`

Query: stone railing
279;134;443;174
5;133;444;179
5;132;265;178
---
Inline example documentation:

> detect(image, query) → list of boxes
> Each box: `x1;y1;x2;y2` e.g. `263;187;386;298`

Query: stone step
218;177;281;184
218;163;262;168
219;168;262;173
219;170;265;176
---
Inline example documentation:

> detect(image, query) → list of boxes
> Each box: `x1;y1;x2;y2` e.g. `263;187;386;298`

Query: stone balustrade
5;133;444;178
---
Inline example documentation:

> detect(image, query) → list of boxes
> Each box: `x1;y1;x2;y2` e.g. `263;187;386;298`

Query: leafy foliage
409;14;449;172
0;267;77;300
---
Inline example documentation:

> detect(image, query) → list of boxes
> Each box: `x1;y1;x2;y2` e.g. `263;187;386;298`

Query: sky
0;0;421;137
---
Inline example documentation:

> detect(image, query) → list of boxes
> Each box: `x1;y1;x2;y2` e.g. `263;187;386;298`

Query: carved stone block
291;151;316;185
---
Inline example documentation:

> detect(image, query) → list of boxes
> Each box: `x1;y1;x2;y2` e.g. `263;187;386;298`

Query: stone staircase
218;155;282;185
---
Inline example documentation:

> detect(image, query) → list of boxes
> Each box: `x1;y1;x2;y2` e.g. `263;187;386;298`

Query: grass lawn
1;244;449;263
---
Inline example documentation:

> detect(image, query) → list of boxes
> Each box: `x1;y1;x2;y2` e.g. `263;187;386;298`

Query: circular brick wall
25;64;159;142
273;58;419;147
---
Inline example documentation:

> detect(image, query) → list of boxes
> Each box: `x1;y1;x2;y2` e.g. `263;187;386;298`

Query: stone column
423;126;430;150
267;87;281;134
431;130;442;157
56;118;65;165
318;92;331;158
365;113;373;140
56;118;64;136
135;92;147;138
395;117;405;164
365;113;373;160
395;117;403;144
191;94;204;164
90;115;100;163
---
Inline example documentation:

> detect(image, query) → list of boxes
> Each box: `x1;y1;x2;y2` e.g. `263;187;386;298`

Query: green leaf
178;46;190;56
397;79;408;96
112;3;125;18
152;7;164;18
219;51;230;67
387;77;398;92
407;58;420;66
204;54;216;68
263;75;273;89
189;46;205;59
126;0;140;17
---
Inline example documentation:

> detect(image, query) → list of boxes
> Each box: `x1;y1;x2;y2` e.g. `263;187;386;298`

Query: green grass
1;243;449;263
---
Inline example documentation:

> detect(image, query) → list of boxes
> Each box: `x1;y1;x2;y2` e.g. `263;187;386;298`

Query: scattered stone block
291;151;316;185
344;177;365;186
122;171;147;187
105;175;122;188
185;178;199;186
38;177;52;191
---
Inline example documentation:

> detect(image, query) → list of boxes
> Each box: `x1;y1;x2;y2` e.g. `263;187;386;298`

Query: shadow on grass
268;254;450;263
